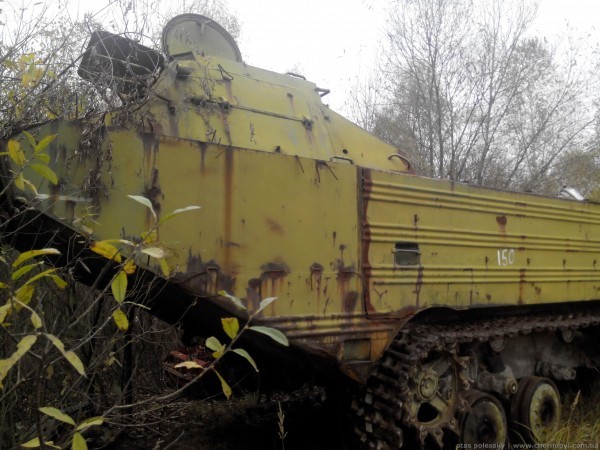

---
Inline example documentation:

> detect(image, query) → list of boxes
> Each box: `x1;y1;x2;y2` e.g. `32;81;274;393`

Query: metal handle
388;153;412;170
330;156;354;164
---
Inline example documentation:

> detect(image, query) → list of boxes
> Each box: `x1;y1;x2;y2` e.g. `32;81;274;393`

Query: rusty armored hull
3;14;600;448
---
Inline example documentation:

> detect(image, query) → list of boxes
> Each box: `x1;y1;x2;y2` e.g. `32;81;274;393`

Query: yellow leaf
14;174;25;191
174;361;204;370
0;303;12;324
221;317;239;340
15;285;35;307
213;369;232;399
212;344;226;359
45;334;85;376
12;248;60;268
141;230;157;244
30;310;42;329
111;271;127;303
123;259;136;275
71;432;87;450
8;139;26;167
21;437;41;448
50;275;67;289
90;241;122;263
39;406;75;426
159;258;171;277
0;335;37;388
112;309;129;331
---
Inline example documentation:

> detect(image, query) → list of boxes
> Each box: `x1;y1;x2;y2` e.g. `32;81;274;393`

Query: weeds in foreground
540;384;600;446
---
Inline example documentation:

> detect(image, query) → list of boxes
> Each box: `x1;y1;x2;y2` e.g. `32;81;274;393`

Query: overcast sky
64;0;600;112
225;0;600;110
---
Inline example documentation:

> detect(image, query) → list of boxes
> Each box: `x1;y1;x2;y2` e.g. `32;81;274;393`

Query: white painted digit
497;249;515;266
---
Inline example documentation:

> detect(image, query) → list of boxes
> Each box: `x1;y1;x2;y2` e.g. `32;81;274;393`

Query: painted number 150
497;248;515;266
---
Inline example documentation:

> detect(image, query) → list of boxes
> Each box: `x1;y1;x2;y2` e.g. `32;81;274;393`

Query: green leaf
39;406;75;426
22;130;37;149
12;248;60;268
71;432;87;450
111;270;127;303
141;247;166;258
23;268;58;288
127;195;156;222
21;437;41;448
205;336;222;352
249;326;289;347
35;153;50;164
8;139;26;167
21;438;61;449
30;163;58;185
257;297;278;313
35;134;57;153
159;205;201;224
0;335;37;388
11;262;42;280
219;291;246;310
232;348;258;372
112;309;129;331
212;369;232;399
221;317;239;340
45;334;85;376
75;416;104;431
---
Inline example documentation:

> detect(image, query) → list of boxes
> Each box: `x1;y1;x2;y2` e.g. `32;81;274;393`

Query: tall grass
540;383;600;446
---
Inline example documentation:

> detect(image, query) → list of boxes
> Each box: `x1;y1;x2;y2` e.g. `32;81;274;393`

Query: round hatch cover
162;14;242;62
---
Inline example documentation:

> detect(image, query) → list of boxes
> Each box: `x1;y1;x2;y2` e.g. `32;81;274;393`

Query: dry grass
538;379;600;447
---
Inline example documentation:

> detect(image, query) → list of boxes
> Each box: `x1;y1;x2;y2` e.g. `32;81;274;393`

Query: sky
64;0;600;112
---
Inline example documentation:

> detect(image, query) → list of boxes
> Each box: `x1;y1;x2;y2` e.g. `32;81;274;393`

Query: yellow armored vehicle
3;14;600;449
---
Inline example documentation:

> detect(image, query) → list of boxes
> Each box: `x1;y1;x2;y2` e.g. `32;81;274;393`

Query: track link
353;309;600;449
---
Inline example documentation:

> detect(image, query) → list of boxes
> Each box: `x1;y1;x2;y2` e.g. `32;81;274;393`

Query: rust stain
342;291;359;312
223;147;234;270
174;255;234;297
260;262;289;297
143;167;163;221
310;263;323;301
266;218;284;235
413;266;424;307
496;215;507;233
287;92;296;116
361;168;374;314
246;278;261;312
198;141;207;176
222;79;233;102
518;268;526;304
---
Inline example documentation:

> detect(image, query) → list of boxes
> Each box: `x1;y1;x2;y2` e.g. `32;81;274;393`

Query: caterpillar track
353;308;600;449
